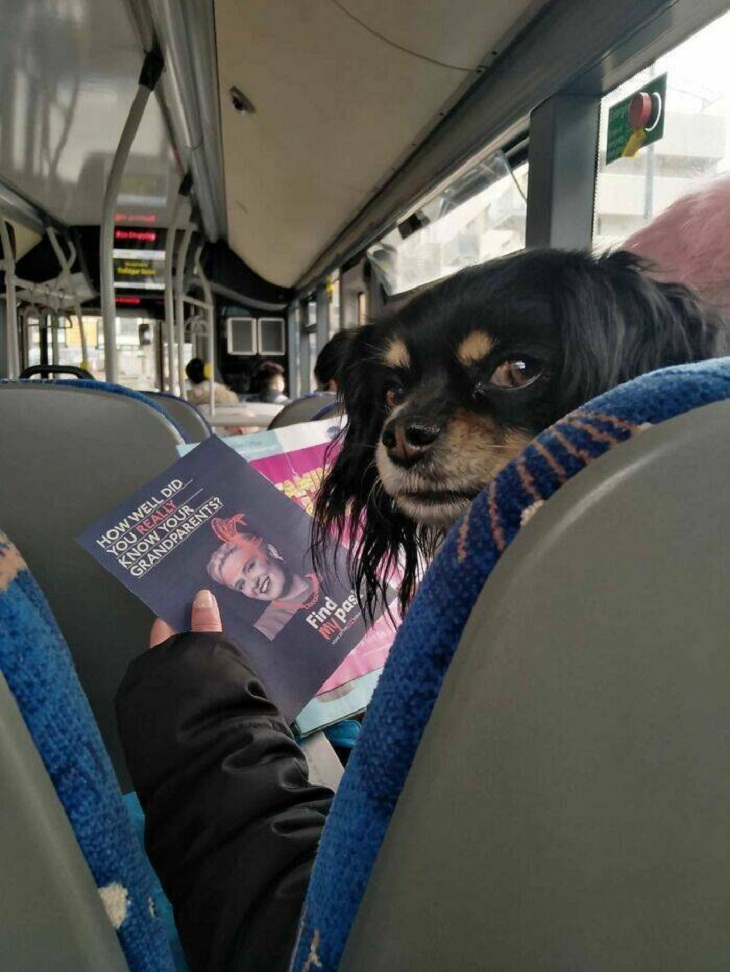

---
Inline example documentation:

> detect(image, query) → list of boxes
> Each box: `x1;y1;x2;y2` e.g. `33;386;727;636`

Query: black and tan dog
313;248;725;618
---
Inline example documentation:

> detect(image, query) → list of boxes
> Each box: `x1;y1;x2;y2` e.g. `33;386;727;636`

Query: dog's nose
382;421;441;465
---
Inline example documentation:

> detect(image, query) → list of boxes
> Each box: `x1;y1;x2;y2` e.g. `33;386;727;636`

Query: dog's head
314;248;725;618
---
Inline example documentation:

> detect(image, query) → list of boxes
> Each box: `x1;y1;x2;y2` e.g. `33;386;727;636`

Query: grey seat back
142;390;212;442
343;399;730;970
268;392;338;428
0;673;128;971
0;383;183;789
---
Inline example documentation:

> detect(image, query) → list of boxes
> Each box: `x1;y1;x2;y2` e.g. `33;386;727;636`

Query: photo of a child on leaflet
207;514;322;642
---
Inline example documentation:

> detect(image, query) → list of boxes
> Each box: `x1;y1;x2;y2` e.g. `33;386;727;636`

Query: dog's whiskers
361;459;388;513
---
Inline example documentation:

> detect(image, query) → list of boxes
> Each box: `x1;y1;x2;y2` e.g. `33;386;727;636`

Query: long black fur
313;248;726;620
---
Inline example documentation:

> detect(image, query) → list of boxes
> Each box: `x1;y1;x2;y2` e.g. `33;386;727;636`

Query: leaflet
77;436;390;723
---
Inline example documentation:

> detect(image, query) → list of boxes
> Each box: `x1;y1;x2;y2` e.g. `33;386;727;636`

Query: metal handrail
100;49;163;383
47;227;88;370
0;219;20;378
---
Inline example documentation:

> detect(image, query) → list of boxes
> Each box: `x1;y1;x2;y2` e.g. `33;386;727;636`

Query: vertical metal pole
339;279;351;330
194;243;216;417
163;175;191;392
22;303;40;372
154;319;165;390
299;331;311;396
100;50;163;383
167;227;184;395
644;144;655;221
39;315;49;367
164;205;182;393
17;304;28;370
50;308;60;365
175;225;194;398
315;282;329;356
299;300;311;395
0;303;8;378
0;220;20;378
207;312;215;416
286;303;299;399
525;94;600;249
76;305;88;371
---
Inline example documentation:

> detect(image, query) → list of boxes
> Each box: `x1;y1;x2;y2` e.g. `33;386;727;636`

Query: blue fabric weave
0;532;175;970
291;358;730;970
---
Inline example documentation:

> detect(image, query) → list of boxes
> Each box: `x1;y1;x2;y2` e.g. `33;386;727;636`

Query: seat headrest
292;356;730;971
0;378;190;442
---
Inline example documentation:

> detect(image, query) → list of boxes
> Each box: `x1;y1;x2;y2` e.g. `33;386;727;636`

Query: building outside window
594;10;730;249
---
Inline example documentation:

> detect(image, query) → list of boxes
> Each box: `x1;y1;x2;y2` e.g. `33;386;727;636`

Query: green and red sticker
606;73;666;165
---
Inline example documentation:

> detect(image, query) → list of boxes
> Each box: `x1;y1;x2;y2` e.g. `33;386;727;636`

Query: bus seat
268;391;339;428
291;358;730;972
20;364;96;380
13;377;192;441
0;530;175;970
0;380;185;788
0;673;130;971
141;390;213;443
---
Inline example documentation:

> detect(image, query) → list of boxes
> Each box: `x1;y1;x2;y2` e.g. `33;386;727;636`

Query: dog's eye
385;385;405;410
487;358;542;389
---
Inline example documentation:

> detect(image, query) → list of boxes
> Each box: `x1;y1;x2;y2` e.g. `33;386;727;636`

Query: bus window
594;10;730;249
24;314;164;390
368;149;527;296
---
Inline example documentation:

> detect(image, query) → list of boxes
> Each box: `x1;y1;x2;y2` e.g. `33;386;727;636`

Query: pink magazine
251;441;400;735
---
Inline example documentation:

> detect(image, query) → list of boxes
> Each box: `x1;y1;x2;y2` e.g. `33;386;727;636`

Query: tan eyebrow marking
383;338;410;370
457;331;494;366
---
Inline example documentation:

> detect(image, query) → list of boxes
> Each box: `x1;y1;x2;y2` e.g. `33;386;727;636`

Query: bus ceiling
211;0;552;290
292;0;730;294
0;0;727;303
0;0;548;287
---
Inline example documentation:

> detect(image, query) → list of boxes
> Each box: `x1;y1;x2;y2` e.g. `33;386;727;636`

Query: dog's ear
551;249;725;414
337;323;381;419
650;275;728;360
312;320;434;619
602;248;726;363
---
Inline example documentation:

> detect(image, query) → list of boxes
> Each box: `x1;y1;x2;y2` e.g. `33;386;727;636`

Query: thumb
191;589;223;632
149;617;176;648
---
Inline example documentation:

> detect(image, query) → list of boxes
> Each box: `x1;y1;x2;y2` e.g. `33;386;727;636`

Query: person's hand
149;589;223;648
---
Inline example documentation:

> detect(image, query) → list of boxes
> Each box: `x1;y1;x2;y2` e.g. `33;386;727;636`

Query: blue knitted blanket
0;532;175;970
291;358;730;970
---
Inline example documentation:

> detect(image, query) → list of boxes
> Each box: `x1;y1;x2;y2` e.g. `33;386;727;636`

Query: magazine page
176;417;343;461
251;442;398;688
294;670;383;736
250;441;400;734
77;436;382;723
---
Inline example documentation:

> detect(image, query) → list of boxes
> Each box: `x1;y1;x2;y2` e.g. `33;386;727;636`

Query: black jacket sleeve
115;633;333;972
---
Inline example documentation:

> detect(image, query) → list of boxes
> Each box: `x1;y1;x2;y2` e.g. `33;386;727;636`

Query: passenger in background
313;329;358;392
185;357;239;407
250;360;289;404
624;174;730;319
